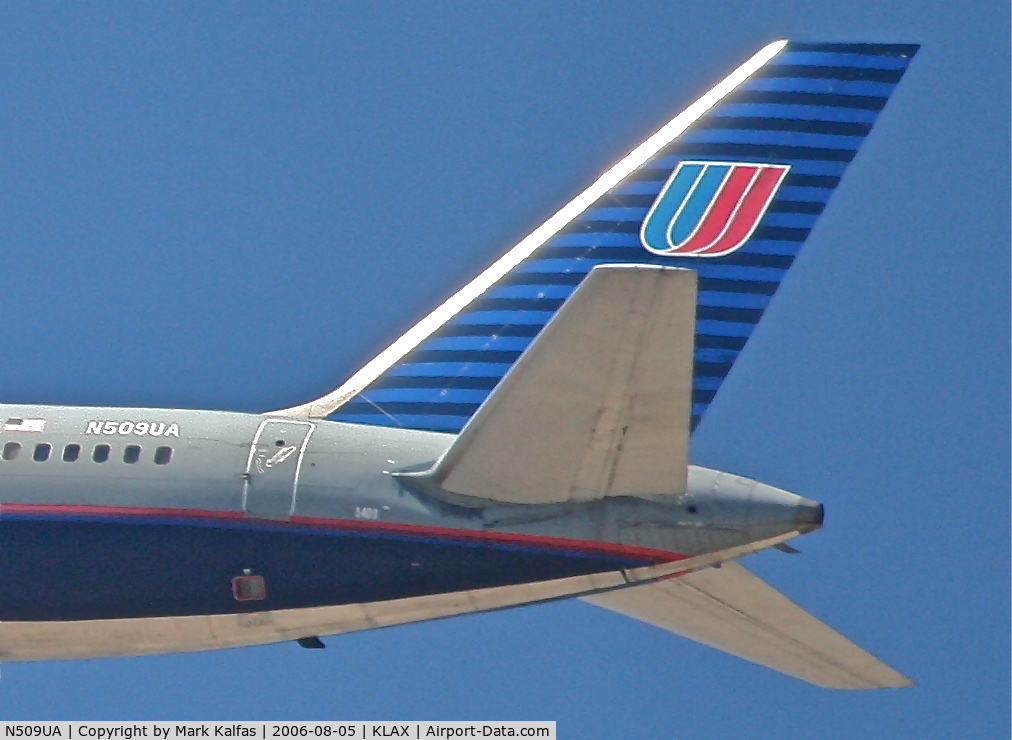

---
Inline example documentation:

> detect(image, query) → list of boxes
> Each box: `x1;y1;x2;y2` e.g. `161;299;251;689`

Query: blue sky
0;3;1008;738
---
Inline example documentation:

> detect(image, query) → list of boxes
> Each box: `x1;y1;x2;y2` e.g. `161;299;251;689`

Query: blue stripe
331;413;471;432
693;376;724;391
746;239;803;256
777;185;834;202
389;363;512;377
698;291;772;309
513;257;793;281
743;77;896;97
761;212;819;229
774;51;913;70
649;156;848;177
613;180;663;195
538;242;645;254
452;311;555;325
362;389;491;404
518;258;609;275
708;103;880;124
550;232;642;247
680;128;863;151
419;336;532;352
516;254;797;275
6;511;265;531
692;263;788;282
486;284;575;300
695;320;756;338
695;347;739;364
582;207;648;222
778;159;849;176
691;403;709;418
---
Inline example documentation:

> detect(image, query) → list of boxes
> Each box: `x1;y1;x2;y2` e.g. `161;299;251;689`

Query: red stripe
672;166;758;254
696;167;785;256
0;503;687;564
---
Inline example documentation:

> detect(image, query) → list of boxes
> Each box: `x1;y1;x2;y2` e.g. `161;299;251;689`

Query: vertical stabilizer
275;42;918;433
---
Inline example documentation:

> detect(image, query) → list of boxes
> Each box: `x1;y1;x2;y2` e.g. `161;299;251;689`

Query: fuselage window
63;444;81;462
33;443;51;462
2;442;21;461
154;446;173;465
123;445;141;464
93;444;111;463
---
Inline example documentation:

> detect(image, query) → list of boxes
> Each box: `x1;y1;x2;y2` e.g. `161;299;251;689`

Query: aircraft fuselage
0;403;817;659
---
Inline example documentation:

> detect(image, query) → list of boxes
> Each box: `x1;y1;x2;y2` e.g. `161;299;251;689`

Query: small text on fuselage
85;421;180;437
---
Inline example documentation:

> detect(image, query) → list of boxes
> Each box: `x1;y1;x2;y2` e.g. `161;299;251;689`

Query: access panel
243;419;315;519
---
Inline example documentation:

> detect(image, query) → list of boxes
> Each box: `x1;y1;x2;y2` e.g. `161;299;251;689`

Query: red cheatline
673;166;759;254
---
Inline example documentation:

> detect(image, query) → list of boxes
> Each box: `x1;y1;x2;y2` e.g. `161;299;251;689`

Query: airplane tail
275;41;918;432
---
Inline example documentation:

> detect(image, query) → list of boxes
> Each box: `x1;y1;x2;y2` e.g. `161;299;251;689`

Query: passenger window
93;444;111;463
63;444;81;462
2;442;21;461
33;443;51;462
154;446;173;465
123;445;141;464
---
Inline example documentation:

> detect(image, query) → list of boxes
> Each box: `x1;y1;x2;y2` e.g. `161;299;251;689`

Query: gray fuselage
0;403;820;660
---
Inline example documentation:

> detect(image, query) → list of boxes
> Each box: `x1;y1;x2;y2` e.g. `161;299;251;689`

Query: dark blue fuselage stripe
0;514;666;621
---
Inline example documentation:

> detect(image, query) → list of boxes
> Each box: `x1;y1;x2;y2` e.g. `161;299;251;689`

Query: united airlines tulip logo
641;161;790;257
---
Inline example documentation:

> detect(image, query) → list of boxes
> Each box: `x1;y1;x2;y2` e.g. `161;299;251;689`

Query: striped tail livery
275;41;918;434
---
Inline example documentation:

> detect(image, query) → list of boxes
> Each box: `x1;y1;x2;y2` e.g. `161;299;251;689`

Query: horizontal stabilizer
423;264;696;505
582;562;912;689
